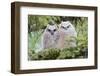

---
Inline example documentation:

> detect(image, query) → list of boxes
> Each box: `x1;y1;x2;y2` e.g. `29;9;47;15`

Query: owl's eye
53;29;57;32
61;25;70;30
67;25;70;28
61;26;65;29
47;29;51;32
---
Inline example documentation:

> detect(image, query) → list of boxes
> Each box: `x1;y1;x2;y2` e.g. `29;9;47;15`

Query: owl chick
43;23;59;49
57;21;77;49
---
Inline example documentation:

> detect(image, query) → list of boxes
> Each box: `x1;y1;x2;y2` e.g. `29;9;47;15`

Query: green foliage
28;15;61;32
29;46;87;60
28;15;88;60
28;30;43;55
30;48;60;60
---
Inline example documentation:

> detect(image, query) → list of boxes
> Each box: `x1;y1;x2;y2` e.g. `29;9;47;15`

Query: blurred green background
28;15;88;60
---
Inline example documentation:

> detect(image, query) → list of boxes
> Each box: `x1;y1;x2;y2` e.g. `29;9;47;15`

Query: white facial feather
43;24;59;49
57;21;77;49
47;24;57;30
59;21;77;37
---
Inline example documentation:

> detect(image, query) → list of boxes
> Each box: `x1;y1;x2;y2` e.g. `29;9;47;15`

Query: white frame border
20;6;95;70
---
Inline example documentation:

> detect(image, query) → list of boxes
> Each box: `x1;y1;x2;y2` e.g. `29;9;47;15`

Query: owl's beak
51;31;54;35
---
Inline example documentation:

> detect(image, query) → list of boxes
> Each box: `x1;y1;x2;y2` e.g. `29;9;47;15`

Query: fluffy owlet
57;21;77;49
43;23;59;49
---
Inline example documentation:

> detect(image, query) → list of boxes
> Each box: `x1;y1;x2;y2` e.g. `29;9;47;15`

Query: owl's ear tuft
48;20;55;25
66;21;72;24
56;24;59;28
58;23;62;28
